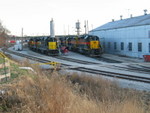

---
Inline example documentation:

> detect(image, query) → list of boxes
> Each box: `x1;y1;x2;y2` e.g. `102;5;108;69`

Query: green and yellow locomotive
28;36;60;56
60;35;103;56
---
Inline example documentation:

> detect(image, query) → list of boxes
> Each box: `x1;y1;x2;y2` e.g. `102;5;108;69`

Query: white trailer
14;40;22;51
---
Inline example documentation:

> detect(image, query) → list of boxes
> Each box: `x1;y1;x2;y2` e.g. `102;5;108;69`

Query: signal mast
75;20;81;36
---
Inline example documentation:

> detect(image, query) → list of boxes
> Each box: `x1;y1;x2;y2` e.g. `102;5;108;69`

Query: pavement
101;53;144;63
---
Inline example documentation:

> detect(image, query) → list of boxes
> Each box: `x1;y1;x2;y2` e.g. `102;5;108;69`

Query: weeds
0;60;149;113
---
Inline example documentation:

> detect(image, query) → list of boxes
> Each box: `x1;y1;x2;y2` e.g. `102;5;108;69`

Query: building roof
92;14;150;31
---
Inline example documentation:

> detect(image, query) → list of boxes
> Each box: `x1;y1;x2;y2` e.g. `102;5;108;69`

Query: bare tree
0;20;10;34
0;20;10;47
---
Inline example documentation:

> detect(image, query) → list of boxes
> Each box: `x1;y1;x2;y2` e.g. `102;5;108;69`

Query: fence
0;52;10;81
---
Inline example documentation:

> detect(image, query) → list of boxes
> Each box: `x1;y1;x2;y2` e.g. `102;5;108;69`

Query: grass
0;58;4;64
0;67;9;74
0;59;149;113
10;61;28;79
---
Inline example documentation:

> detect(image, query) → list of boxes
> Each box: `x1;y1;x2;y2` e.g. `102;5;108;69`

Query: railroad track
55;56;99;64
6;49;99;65
96;57;122;63
4;49;69;66
127;65;150;72
4;49;150;84
100;64;150;74
70;67;150;84
48;53;150;74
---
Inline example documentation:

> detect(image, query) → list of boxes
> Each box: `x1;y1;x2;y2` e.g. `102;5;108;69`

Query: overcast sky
0;0;149;36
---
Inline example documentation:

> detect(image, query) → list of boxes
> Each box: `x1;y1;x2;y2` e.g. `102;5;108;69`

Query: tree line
0;20;10;47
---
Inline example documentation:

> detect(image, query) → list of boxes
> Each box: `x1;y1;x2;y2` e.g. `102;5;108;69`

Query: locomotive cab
46;37;59;55
82;35;103;56
87;35;100;49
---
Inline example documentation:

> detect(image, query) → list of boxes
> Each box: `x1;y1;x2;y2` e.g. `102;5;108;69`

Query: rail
4;49;150;84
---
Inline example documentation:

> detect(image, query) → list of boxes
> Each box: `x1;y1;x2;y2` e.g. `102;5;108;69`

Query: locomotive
60;34;103;56
28;36;60;55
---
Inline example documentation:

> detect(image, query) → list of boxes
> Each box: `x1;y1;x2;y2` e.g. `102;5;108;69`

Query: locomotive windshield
89;36;99;40
47;37;57;42
84;35;99;41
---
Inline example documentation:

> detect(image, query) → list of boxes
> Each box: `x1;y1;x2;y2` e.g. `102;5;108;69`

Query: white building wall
90;25;150;58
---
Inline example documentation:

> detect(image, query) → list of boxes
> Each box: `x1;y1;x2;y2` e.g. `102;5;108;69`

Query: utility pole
84;20;87;34
87;20;89;34
21;28;23;50
68;25;70;35
91;24;93;35
84;20;89;35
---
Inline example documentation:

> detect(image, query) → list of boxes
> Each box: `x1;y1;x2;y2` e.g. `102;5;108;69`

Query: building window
121;42;124;50
128;42;132;51
149;43;150;53
108;42;111;49
138;43;142;52
149;31;150;38
114;42;117;50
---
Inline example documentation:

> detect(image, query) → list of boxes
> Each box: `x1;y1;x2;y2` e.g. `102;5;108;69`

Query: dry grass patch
1;73;147;113
0;61;149;113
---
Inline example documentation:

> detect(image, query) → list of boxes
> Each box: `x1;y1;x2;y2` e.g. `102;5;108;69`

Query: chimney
144;9;147;15
120;15;123;20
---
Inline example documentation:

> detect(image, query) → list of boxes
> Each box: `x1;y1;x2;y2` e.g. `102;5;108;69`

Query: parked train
28;34;103;56
60;34;103;56
28;36;60;55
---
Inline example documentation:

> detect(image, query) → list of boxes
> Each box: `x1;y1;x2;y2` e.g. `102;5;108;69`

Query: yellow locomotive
60;35;103;56
28;36;60;55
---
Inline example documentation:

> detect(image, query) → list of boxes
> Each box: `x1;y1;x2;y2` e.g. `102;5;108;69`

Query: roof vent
130;14;133;18
120;15;123;20
112;19;114;22
144;9;147;15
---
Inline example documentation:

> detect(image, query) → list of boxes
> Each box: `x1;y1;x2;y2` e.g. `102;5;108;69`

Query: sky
0;0;150;36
